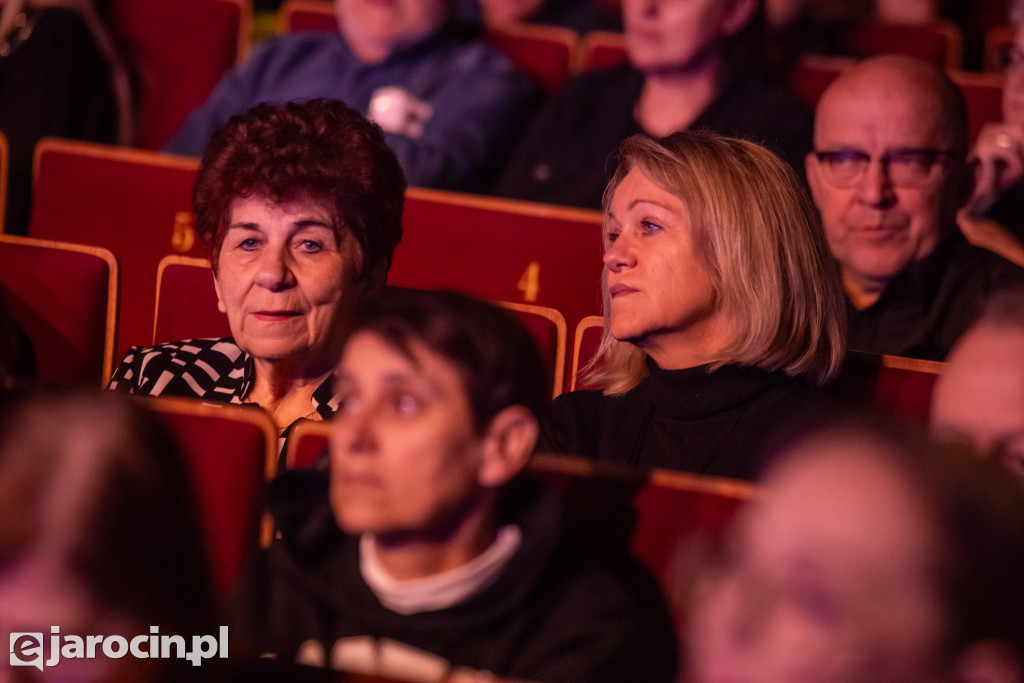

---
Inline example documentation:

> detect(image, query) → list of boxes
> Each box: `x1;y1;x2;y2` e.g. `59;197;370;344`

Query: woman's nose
603;235;637;272
254;244;296;290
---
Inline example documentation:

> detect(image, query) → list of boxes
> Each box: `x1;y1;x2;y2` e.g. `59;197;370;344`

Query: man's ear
952;640;1023;683
477;406;538;489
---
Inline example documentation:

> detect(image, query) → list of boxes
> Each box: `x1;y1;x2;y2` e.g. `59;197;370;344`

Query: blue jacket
166;25;537;191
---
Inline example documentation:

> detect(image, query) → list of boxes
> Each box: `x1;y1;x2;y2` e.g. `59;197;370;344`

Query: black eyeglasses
813;148;955;188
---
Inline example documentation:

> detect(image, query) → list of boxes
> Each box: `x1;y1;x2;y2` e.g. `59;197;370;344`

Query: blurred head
0;389;213;677
687;423;1024;682
593;130;846;395
623;0;759;75
806;56;970;302
193;99;405;371
334;0;449;63
329;289;545;542
932;289;1024;485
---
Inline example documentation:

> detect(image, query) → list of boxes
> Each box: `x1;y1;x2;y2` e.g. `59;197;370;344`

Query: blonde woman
538;131;846;479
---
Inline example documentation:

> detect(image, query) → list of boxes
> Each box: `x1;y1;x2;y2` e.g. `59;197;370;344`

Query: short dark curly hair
347;288;548;433
192;99;406;290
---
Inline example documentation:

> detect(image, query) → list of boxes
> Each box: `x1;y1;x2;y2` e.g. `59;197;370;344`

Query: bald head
816;56;967;156
806;55;970;306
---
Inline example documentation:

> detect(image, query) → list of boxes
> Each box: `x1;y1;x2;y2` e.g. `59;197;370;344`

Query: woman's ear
212;271;226;314
952;641;1023;683
477;405;538;489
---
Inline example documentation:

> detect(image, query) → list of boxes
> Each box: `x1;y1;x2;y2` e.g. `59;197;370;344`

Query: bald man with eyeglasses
805;55;1024;361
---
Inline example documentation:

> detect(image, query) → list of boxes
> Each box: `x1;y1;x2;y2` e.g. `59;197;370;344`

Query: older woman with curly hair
109;99;405;434
538;130;846;479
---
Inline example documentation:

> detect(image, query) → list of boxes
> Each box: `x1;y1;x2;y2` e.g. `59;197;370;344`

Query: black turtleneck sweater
537;360;838;480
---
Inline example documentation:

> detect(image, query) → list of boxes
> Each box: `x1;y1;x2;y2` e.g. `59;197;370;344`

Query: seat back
785;54;856;109
278;0;335;32
394;188;604;339
829;352;943;425
575;30;627;72
951;71;1005;146
984;24;1014;73
570;315;604;391
153;255;230;344
631;469;753;584
145;395;276;599
111;0;252;149
0;235;117;385
29;138;202;355
498;300;567;396
843;19;963;69
285;419;332;469
485;23;577;93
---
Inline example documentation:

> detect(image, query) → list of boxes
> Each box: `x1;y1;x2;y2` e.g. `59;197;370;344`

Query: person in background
230;288;678;682
806;55;1024;360
494;0;811;209
956;0;1024;267
0;0;131;235
686;421;1024;682
931;289;1024;486
165;0;536;193
0;389;215;682
109;99;405;438
538;131;845;479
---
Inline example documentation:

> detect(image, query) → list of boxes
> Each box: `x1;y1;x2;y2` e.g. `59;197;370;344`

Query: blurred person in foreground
230;289;678;682
806;55;1024;360
931;289;1024;486
165;0;536;192
0;389;214;682
109;99;405;438
538;131;845;479
686;421;1024;682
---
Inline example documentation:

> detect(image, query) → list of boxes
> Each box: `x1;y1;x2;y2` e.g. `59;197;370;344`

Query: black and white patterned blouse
108;337;338;421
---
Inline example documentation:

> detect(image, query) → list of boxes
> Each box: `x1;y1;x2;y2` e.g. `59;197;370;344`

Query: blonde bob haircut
587;131;846;396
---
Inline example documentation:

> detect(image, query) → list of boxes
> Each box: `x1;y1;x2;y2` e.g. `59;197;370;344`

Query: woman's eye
640;221;662;235
393;394;420;415
296;239;322;254
337;393;361;415
606;231;620;245
239;237;260;250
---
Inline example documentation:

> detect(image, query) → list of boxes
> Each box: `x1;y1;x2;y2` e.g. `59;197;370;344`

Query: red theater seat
29;138;202;356
153;255;229;344
145;395;276;599
843;20;963;70
485;23;577;93
829;352;943;425
111;0;252;149
394;188;604;339
785;54;856;109
285;419;331;469
951;71;1005;146
575;30;626;72
570;315;604;391
0;235;117;385
499;301;568;396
